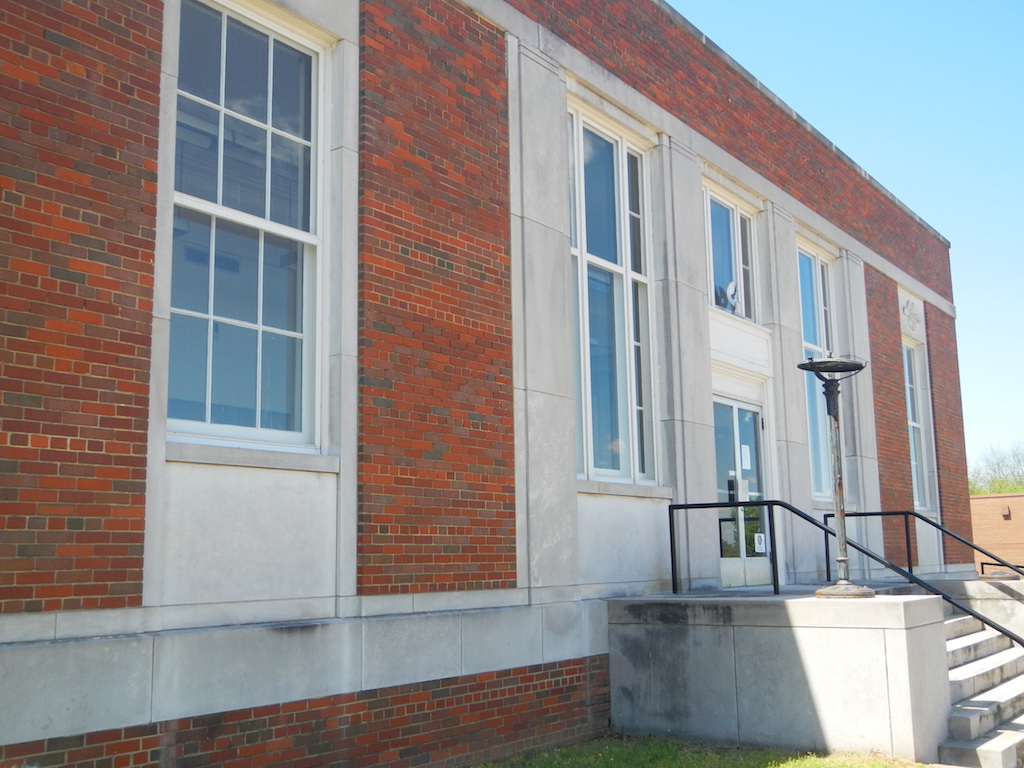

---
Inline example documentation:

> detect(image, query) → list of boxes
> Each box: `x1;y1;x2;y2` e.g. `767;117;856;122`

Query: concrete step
948;614;987;641
950;629;1016;669
948;671;1024;741
950;646;1024;703
940;713;1024;768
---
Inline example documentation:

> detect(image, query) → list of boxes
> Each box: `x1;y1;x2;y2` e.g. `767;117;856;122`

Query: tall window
707;194;755;319
169;0;318;443
903;343;930;509
569;112;654;481
799;250;833;497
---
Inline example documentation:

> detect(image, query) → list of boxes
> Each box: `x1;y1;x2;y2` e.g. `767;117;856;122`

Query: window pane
211;322;257;426
628;153;643;273
263;234;303;331
904;346;919;421
171;208;211;313
175;96;219;202
588;266;621;471
806;368;830;496
225;17;268;121
633;281;652;476
179;0;221;103
583;128;618;263
213;220;259;323
270;134;311;231
272;40;312;140
713;402;736;503
222;115;267;217
738;408;762;501
710;199;735;311
568;115;578;250
739;215;753;319
799;252;819;347
168;313;209;421
819;261;833;353
262;333;302;431
909;425;925;506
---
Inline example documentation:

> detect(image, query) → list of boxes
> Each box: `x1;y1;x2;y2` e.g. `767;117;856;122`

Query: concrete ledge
0;600;608;747
609;594;948;761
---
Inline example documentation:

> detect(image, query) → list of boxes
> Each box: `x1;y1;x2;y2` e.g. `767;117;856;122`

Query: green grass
473;737;923;768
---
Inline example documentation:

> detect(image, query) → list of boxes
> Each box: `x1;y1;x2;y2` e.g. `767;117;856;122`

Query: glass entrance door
713;401;771;587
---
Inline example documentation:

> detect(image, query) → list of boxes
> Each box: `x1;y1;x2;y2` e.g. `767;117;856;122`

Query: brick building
0;0;972;765
970;494;1024;573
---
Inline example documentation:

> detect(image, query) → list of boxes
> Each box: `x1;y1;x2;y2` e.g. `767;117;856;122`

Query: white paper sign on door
753;532;767;554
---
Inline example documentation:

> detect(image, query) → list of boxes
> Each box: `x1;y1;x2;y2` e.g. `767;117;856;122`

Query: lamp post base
815;581;876;599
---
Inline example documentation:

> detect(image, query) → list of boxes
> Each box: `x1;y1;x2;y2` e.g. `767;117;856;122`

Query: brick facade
357;0;516;594
926;305;973;562
864;265;917;565
865;265;973;565
0;657;608;768
0;0;162;613
0;0;976;764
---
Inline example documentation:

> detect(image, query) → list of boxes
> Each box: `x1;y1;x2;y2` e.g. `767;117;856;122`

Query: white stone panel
161;463;337;604
462;606;542;675
362;612;462;690
0;636;153;745
152;620;360;721
578;494;669;587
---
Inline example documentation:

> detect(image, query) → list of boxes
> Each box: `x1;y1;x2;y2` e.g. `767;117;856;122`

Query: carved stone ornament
902;298;922;332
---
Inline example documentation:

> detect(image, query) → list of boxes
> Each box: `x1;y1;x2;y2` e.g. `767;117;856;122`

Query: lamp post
798;356;875;599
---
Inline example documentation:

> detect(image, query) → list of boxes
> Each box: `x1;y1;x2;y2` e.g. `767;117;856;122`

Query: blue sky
664;0;1024;467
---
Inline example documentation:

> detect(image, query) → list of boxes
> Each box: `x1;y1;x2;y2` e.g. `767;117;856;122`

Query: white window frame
798;245;835;499
902;341;936;511
167;0;327;448
704;188;757;321
569;108;656;483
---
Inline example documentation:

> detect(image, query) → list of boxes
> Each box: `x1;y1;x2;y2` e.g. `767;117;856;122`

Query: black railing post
767;502;780;595
904;513;913;574
669;505;679;594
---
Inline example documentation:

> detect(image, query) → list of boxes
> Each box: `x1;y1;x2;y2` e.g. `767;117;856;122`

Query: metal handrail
981;561;1024;575
823;510;1024;583
668;499;1024;649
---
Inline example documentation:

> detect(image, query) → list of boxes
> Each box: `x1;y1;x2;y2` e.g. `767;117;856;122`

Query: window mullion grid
624;146;649;481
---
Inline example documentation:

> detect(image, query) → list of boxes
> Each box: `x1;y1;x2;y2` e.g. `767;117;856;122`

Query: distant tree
969;442;1024;495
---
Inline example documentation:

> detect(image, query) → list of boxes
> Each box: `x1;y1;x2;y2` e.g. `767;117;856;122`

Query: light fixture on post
798;356;875;599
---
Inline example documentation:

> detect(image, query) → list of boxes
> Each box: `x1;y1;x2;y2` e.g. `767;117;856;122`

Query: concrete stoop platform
940;614;1024;768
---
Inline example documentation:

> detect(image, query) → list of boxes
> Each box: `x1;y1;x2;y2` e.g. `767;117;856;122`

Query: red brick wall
926;305;972;562
970;495;1024;571
506;0;953;301
0;656;609;768
358;0;516;593
864;266;916;565
865;267;973;566
0;0;162;613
